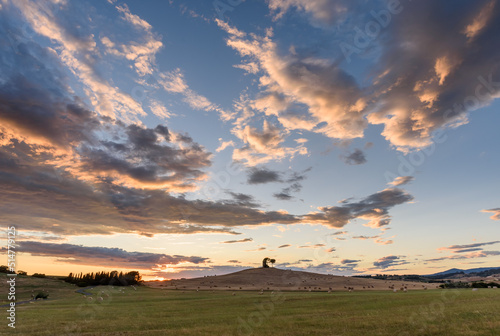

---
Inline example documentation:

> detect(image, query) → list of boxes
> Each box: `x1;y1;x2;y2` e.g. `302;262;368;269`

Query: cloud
227;260;241;263
437;241;500;253
274;192;294;201
246;247;267;252
352;235;379;240
216;139;235;152
16;233;65;242
341;149;367;165
351;234;394;245
0;9;208;190
304;188;414;229
482;208;500;220
374;238;394;245
278;244;291;248
78;124;212;191
0;9;414;239
220;21;367;142
149;100;172;120
0;12;312;237
389;176;414;186
247;167;282;184
11;241;208;270
274;183;301;200
331;231;348;236
232;120;307;166
225;192;261;208
341;259;361;265
365;0;500;150
222;1;500;152
221;238;253;244
110;3;163;76
450;248;484;253
267;0;360;25
7;0;153;122
301;262;361;275
298;244;325;249
158;69;231;120
373;255;409;269
273;168;311;200
425;250;500;263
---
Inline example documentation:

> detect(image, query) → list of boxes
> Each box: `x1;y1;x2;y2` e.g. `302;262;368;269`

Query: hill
147;267;433;291
0;273;78;305
424;266;500;278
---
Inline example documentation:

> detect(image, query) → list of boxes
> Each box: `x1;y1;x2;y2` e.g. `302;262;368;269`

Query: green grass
2;275;500;335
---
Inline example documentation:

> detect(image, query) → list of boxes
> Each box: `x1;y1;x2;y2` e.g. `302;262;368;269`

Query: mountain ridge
424;266;500;277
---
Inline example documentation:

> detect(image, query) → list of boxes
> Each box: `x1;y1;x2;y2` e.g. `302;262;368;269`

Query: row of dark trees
65;271;142;287
439;281;500;289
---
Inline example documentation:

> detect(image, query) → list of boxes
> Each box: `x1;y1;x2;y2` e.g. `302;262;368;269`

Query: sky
0;0;499;280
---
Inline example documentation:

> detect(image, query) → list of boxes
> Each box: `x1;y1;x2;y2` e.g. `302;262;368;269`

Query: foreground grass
1;274;79;304
3;279;500;335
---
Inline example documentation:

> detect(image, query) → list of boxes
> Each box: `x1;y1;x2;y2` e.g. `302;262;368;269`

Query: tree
125;271;142;284
32;273;46;278
269;259;276;267
262;257;270;268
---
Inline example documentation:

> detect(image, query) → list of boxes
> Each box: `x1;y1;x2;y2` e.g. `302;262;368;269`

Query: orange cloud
482;208;500;220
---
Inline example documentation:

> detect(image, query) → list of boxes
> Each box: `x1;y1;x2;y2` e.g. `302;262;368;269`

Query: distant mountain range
424;267;500;278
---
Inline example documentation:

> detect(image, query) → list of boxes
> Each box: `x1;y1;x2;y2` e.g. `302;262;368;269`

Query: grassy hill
148;267;434;291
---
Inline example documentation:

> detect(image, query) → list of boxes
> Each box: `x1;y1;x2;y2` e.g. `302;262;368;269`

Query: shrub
32;273;46;278
35;292;49;300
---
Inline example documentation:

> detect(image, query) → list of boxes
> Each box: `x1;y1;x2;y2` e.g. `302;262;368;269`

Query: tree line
439;281;500;289
64;270;142;287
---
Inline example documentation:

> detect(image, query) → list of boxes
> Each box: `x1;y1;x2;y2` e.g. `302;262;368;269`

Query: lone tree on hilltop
262;258;276;268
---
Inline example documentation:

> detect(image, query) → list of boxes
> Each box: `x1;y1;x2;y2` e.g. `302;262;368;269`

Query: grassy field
2;275;500;336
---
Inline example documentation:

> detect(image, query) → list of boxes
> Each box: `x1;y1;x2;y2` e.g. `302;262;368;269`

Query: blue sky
0;0;499;279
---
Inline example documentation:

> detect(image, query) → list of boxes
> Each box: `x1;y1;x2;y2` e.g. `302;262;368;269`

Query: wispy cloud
221;238;253;244
482;208;500;220
341;259;360;265
437;241;500;253
158;69;232;120
305;188;414;229
298;244;325;249
425;251;500;263
389;176;414;187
